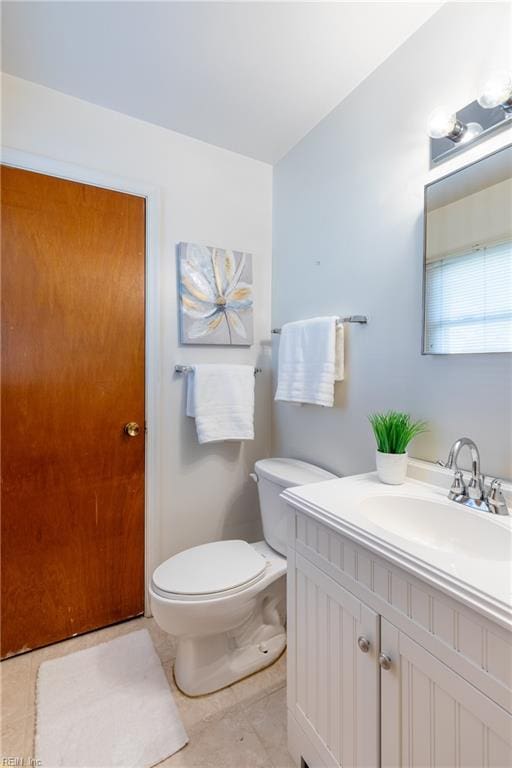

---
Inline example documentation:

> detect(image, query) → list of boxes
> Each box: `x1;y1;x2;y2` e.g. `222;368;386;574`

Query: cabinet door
381;618;512;768
288;552;379;768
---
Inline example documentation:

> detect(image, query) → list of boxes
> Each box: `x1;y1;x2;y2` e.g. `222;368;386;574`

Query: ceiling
2;1;442;164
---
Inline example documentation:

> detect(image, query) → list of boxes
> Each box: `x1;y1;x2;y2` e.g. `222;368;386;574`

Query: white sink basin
358;495;512;561
281;468;512;620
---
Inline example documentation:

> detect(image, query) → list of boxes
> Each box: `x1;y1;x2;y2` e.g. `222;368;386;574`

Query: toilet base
174;621;286;697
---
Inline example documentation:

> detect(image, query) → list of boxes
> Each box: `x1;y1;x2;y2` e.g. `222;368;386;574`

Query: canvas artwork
178;242;254;345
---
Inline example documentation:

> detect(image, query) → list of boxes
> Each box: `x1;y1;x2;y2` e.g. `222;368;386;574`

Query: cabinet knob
378;652;392;670
357;636;370;653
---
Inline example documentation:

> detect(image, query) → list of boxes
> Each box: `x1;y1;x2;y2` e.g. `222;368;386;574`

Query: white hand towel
275;316;338;407
186;364;255;444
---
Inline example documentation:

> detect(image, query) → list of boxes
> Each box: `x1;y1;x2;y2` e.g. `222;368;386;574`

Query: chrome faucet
445;437;483;501
439;437;509;515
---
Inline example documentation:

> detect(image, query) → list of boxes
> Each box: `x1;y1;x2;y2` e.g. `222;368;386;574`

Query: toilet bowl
150;458;337;696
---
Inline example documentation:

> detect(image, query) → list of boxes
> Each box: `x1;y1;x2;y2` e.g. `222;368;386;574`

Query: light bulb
428;107;456;139
478;70;512;109
459;122;483;144
428;107;465;142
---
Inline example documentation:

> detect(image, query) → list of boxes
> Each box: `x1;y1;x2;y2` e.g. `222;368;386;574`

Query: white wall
2;74;273;562
272;2;512;480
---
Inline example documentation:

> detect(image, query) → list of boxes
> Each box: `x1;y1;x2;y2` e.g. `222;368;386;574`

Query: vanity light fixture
429;70;512;164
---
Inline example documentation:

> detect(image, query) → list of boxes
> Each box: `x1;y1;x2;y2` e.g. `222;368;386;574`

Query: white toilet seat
151;539;270;601
151;571;268;602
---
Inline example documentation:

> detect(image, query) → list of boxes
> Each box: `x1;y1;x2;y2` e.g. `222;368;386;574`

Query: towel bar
271;315;368;334
175;364;262;374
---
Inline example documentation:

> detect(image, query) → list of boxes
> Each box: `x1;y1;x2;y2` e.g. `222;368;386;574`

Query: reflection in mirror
423;145;512;354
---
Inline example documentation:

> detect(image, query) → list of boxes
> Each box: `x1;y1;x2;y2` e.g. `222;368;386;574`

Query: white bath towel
275;316;342;407
186;364;255;443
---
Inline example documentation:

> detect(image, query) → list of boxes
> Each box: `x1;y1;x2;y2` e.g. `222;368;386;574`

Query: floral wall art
178;242;254;345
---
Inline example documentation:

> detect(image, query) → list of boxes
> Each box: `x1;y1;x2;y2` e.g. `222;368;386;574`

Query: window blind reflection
424;241;512;354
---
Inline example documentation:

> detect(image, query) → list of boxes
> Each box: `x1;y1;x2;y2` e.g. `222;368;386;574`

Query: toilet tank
254;458;337;556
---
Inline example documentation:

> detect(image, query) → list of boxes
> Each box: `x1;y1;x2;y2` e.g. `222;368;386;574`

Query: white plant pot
376;450;408;485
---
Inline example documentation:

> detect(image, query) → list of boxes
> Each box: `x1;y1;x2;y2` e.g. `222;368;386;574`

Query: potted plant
368;411;427;485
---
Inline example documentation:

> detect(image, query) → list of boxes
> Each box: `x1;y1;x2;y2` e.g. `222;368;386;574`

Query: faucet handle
487;479;509;516
448;470;466;500
467;472;484;501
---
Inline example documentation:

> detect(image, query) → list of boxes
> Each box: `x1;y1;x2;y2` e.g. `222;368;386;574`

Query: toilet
150;458;336;696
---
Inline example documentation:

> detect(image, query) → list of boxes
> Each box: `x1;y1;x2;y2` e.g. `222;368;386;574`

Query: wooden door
287;550;380;768
1;166;146;657
381;618;512;768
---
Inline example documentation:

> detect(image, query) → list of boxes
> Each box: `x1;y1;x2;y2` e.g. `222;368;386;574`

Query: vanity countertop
282;467;512;630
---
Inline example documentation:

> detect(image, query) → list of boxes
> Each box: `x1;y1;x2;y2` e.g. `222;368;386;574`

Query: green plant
368;411;427;455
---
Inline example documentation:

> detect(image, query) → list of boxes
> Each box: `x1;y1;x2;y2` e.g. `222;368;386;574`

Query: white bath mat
35;628;188;768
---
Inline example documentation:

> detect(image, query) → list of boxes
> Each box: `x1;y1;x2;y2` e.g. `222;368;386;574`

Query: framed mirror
423;144;512;354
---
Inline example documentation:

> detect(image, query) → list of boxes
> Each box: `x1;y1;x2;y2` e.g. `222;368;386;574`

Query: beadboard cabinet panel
381;618;512;768
288;549;380;768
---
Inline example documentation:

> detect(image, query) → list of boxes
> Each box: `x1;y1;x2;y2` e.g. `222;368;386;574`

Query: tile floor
1;616;293;768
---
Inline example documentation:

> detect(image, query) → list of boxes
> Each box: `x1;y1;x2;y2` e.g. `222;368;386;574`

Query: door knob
378;652;392;670
357;636;370;653
124;422;140;437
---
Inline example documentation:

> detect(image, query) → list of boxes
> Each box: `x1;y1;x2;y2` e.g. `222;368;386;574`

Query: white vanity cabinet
285;504;512;768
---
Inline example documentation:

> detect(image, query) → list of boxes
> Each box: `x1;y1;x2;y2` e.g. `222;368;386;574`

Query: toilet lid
254;458;337;488
152;540;267;597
